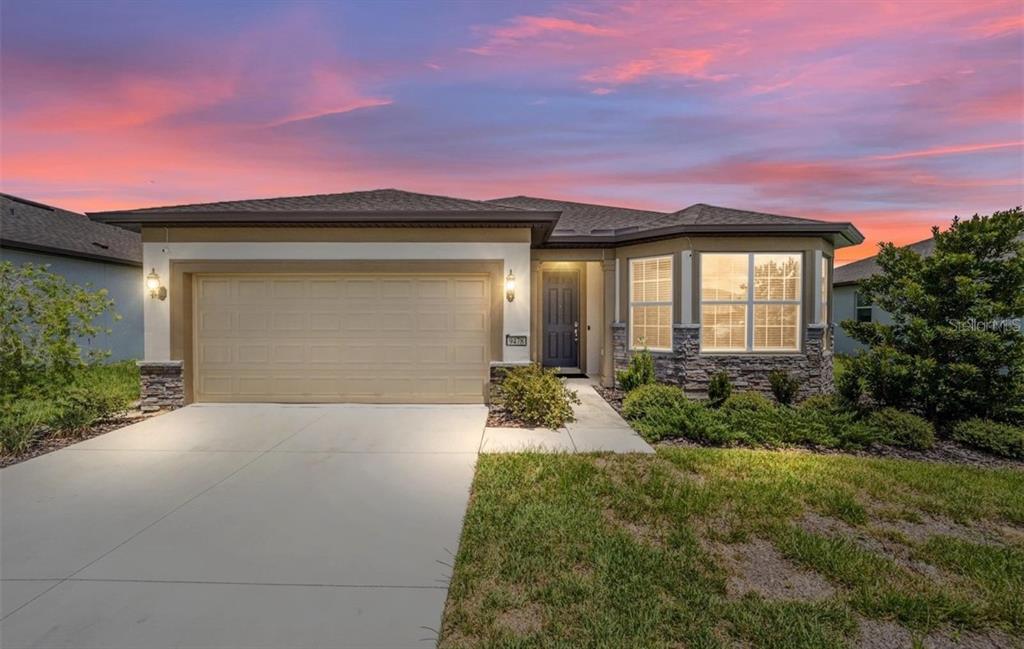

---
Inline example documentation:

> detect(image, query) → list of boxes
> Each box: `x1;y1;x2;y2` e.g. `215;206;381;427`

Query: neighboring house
833;232;1023;355
1;193;143;361
832;236;936;356
89;189;862;408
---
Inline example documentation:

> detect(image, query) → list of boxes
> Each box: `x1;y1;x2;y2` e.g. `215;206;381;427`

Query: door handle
573;320;580;343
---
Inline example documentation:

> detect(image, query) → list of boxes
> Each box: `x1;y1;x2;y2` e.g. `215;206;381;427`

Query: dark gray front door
542;270;579;368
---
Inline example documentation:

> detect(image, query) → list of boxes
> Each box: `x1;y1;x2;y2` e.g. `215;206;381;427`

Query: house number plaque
505;335;528;347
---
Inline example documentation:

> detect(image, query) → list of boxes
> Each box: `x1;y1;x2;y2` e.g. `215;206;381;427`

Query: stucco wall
833;283;895;356
1;248;143;361
141;237;532;364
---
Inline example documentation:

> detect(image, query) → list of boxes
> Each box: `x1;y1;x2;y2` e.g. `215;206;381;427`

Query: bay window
629;255;672;351
700;253;802;352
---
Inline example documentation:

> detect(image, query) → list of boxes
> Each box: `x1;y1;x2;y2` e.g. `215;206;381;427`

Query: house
1;193;143;361
88;189;862;409
833;232;1023;355
832;237;935;356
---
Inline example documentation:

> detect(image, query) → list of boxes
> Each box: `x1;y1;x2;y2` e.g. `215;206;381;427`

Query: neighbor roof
833;237;936;286
90;189;862;248
1;193;141;266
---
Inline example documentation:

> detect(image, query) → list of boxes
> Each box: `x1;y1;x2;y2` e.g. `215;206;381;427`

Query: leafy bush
868;407;936;450
769;370;801;405
793;395;880;449
50;385;130;436
622;383;728;443
714;392;787;445
707;371;732;406
496;364;580;429
1;262;118;396
616;348;655;392
0;399;48;455
840;208;1024;423
950;419;1024;459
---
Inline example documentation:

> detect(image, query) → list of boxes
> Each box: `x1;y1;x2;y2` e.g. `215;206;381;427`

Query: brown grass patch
712;538;836;602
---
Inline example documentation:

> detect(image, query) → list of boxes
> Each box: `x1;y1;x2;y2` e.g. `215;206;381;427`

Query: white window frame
700;252;803;353
628;255;673;352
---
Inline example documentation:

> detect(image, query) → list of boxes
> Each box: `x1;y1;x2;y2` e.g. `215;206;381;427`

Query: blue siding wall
2;248;143;361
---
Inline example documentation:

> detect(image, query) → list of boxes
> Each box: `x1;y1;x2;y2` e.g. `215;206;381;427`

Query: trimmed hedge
867;407;936;451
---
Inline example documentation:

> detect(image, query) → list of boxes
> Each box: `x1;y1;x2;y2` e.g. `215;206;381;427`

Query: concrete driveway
0;403;487;649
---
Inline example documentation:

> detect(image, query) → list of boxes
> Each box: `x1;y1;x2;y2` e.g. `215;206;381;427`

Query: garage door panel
194;273;490;403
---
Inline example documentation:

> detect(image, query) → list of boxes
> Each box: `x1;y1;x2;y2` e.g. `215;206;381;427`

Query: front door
542;270;579;369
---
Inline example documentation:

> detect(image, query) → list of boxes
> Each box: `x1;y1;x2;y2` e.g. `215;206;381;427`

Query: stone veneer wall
138;361;185;412
612;323;834;400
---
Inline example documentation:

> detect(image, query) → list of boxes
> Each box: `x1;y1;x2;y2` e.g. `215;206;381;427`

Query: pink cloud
468;15;617;55
871;141;1024;161
582;48;726;84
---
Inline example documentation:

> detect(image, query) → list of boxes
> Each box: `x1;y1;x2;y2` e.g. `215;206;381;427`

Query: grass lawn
440;448;1024;648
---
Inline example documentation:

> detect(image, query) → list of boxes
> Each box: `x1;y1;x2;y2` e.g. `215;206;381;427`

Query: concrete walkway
1;403;486;649
480;379;654;453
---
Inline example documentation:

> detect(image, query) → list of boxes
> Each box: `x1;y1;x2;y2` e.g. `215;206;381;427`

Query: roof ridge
489;194;670;215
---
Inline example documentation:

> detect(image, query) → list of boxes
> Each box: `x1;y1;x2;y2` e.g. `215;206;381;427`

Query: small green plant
950;419;1024;459
616;347;655;392
868;407;936;450
496;364;581;429
714;392;785;446
768;370;801;405
707;370;732;406
0;399;48;455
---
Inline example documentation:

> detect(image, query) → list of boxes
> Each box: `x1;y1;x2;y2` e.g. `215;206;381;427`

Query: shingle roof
486;196;679;235
488;196;859;244
123;188;524;214
833;237;936;285
89;189;861;248
1;194;141;265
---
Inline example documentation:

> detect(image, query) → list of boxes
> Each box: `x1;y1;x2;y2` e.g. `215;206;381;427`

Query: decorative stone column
138;361;184;412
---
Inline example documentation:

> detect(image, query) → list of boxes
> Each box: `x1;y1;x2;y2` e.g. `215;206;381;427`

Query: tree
0;262;119;396
840;208;1024;424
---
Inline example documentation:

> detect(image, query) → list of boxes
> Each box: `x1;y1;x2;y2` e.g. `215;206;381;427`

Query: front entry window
629;256;672;351
700;253;802;352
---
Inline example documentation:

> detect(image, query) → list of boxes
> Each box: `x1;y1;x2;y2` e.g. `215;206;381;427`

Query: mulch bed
594;385;1022;470
0;409;162;469
486;404;530;428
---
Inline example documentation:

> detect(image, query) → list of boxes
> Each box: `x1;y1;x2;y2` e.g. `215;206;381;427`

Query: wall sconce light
505;268;516;303
146;268;167;301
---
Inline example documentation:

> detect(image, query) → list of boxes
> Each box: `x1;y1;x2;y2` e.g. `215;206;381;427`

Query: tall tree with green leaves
840;208;1024;424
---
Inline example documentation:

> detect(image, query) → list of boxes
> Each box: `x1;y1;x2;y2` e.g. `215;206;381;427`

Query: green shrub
622;383;729;444
49;385;129;436
792;395;880;449
707;371;732;407
868;407;936;450
496;364;581;429
616;348;655;392
950;419;1024;459
769;370;801;405
0;399;47;455
1;262;118;396
715;392;786;445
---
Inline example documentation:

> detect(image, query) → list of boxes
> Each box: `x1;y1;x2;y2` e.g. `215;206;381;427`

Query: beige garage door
193;273;491;403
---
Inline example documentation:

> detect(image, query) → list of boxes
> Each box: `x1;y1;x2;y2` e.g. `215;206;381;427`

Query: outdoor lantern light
146;268;167;301
505;268;516;302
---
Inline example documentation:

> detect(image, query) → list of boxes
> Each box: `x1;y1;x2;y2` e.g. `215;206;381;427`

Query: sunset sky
2;1;1021;263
